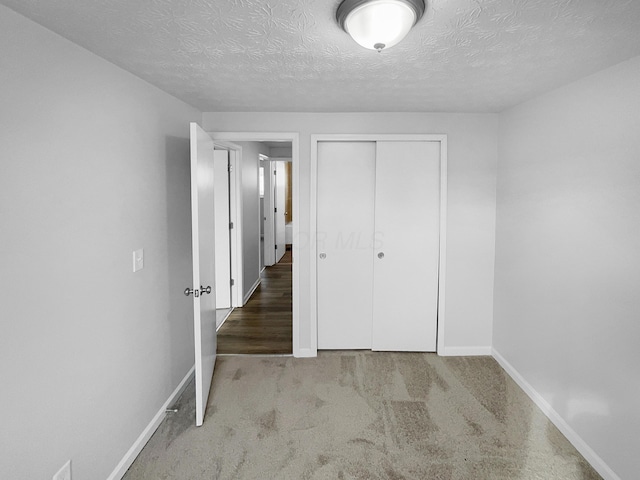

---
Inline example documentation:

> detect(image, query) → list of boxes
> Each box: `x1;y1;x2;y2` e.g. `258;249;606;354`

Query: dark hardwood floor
217;249;292;355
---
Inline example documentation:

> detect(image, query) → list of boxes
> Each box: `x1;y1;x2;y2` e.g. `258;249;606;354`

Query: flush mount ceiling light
337;0;426;52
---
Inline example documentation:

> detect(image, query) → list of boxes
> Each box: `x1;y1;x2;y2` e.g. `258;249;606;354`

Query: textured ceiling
3;0;640;112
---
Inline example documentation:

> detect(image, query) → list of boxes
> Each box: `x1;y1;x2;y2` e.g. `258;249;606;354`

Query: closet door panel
317;142;376;349
372;141;440;351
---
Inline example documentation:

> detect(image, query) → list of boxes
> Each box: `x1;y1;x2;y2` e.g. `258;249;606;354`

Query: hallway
217;251;292;355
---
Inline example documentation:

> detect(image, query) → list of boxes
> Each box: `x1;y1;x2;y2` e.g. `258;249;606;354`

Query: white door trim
212;140;243;308
310;134;448;356
210;132;301;357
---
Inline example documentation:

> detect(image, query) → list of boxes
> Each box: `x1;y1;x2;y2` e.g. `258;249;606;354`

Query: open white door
263;159;275;266
188;122;217;427
274;161;286;263
214;149;231;310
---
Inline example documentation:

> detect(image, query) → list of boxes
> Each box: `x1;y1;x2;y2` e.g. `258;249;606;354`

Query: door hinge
229;222;234;229
274;207;277;213
228;163;233;173
230;279;235;286
275;244;278;250
274;170;276;175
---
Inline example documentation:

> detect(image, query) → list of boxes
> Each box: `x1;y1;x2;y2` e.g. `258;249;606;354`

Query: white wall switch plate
133;248;144;272
53;460;71;480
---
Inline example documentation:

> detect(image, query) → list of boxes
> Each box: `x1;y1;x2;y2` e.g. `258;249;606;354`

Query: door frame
310;134;448;355
210;132;301;356
273;160;287;264
211;140;243;308
263;157;292;267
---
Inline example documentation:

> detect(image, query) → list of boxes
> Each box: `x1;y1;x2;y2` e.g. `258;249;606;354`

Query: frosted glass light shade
337;0;425;51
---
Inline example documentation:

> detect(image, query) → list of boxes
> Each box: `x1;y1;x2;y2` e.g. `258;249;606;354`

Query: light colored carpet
123;352;601;480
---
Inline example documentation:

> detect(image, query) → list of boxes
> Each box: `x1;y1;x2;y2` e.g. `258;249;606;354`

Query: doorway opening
212;145;238;331
261;148;292;269
210;134;299;355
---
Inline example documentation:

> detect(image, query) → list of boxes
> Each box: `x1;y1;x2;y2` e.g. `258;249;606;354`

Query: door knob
378;252;385;259
184;287;200;297
319;253;327;259
200;285;212;295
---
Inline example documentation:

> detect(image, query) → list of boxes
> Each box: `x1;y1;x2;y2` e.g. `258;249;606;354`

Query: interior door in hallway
262;159;275;266
317;142;376;349
189;122;217;427
214;149;231;310
372;141;440;351
274;161;286;263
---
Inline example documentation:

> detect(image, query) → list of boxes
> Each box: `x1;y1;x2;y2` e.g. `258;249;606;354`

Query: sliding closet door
372;141;440;351
317;142;376;349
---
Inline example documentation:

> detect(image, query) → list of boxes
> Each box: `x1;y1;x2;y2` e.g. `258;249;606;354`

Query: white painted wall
203;112;499;354
235;142;269;301
0;7;200;479
270;146;293;157
494;55;640;479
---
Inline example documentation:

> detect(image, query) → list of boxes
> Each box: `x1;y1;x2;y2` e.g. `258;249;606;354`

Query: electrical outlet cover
133;248;144;272
53;460;71;480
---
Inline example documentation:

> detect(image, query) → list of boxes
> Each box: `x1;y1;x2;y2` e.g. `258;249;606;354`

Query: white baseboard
106;365;195;480
243;277;261;305
295;347;317;358
440;346;492;356
492;348;620;480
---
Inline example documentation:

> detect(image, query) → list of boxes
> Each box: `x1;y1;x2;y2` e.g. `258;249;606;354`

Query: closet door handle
377;252;385;259
319;253;327;260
